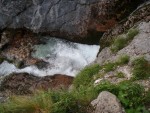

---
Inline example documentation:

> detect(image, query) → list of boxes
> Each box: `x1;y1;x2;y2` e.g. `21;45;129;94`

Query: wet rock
35;60;49;69
91;91;125;113
0;31;12;50
0;73;74;95
0;0;145;44
1;29;40;67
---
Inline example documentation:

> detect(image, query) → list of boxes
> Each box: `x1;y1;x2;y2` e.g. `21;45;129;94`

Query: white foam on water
0;37;100;77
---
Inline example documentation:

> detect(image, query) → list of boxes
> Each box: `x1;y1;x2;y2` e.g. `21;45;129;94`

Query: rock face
100;1;150;49
0;0;145;44
0;73;74;95
94;4;150;84
96;21;150;65
91;91;125;113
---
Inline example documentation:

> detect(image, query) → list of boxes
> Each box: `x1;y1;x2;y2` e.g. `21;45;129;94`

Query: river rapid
0;36;100;77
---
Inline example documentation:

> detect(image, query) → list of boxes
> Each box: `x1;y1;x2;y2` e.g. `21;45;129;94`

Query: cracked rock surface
0;0;145;43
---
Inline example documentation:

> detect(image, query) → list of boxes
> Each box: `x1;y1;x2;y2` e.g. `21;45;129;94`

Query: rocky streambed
0;29;99;95
0;30;100;77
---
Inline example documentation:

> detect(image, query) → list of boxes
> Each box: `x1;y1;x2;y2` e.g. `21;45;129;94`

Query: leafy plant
117;81;144;109
95;80;148;113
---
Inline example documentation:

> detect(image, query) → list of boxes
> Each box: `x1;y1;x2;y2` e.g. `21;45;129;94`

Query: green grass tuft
111;28;139;53
73;64;100;88
0;91;53;113
127;28;139;40
103;62;117;72
116;72;125;78
111;36;127;53
116;55;130;65
101;55;130;73
132;57;150;80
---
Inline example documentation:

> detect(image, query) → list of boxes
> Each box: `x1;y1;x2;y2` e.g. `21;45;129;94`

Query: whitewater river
0;37;100;77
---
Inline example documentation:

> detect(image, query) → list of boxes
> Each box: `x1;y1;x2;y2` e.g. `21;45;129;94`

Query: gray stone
95;21;150;65
0;0;145;43
91;91;125;113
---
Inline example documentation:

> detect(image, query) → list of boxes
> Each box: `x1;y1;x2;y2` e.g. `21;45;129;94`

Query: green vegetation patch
103;62;117;72
127;28;139;40
102;55;130;73
111;28;139;53
73;64;101;88
132;57;150;80
95;81;149;113
0;80;150;113
115;72;125;78
0;91;53;113
1;55;150;113
111;36;127;53
116;55;130;65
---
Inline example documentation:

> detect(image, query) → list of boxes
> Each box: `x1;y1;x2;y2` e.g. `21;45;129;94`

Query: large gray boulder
0;0;145;43
91;91;125;113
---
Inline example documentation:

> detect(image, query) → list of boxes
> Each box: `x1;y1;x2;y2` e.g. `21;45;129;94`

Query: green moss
132;57;150;80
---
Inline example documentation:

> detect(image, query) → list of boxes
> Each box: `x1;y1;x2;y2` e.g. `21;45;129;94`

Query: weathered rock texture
94;2;150;85
96;21;150;65
100;1;150;49
91;91;125;113
0;0;145;43
0;73;73;95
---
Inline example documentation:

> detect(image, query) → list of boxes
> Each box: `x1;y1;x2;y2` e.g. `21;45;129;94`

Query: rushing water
0;37;100;77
